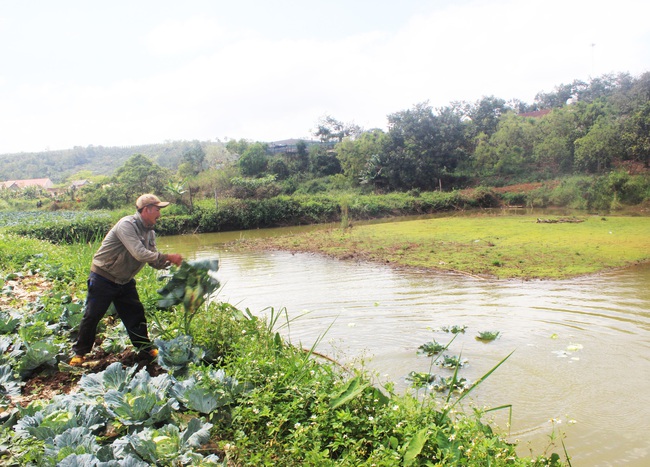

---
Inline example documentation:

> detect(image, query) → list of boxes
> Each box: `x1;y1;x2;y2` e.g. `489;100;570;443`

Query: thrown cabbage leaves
157;259;220;311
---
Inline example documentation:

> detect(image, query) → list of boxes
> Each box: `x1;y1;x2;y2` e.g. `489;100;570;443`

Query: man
69;194;183;366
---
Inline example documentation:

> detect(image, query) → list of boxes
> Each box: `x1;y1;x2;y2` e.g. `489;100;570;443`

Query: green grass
241;214;650;279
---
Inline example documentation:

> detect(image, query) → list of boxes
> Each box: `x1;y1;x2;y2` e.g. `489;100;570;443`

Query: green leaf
403;428;428;466
78;362;139;396
16;341;60;378
330;376;368;409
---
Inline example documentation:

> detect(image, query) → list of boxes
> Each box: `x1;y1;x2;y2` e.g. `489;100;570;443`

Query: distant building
70;179;91;189
517;109;552;118
266;139;331;155
0;178;54;191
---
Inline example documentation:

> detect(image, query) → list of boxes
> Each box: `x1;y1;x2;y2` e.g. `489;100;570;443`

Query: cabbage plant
15;340;62;379
116;418;218;465
154;335;204;375
103;370;177;428
171;368;245;414
78;362;140;397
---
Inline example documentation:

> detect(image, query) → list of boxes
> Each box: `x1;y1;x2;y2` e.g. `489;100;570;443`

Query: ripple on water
165;239;650;466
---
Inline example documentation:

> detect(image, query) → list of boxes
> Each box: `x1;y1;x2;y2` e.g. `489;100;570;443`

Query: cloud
144;16;228;57
0;0;648;153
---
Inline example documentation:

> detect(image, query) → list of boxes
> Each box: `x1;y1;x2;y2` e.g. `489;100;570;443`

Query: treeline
0;71;648;215
252;71;649;193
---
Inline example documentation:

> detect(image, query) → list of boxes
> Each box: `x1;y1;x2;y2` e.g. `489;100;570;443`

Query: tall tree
622;102;650;167
574;116;622;173
308;145;341;177
473;113;536;176
314;115;362;143
532;109;576;175
384;102;467;191
181;141;206;175
466;96;507;137
238;142;268;176
114;154;171;204
335;129;387;185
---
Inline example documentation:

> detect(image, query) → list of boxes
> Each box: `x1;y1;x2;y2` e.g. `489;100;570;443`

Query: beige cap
136;194;170;209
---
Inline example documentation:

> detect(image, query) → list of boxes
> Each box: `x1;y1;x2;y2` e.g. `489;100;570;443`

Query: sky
0;0;648;154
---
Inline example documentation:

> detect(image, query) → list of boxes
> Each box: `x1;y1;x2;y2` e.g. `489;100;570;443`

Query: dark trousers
72;272;151;356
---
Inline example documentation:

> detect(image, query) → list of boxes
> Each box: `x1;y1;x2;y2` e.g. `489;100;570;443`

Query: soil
12;348;165;409
1;273;164;409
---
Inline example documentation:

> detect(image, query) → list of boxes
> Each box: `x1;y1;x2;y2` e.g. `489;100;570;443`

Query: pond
159;224;650;467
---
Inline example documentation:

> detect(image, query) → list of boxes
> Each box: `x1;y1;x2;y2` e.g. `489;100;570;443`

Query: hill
0;140;230;183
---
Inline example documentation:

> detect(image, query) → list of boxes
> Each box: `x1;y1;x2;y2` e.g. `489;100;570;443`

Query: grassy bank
0;234;569;465
237;214;650;280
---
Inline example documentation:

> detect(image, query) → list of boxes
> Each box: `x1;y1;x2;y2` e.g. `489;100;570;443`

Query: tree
114;154;171;204
532;109;576;175
622;102;650;167
308;145;341;177
466;96;507;138
313;115;362;143
225;139;252;156
238;142;268;176
574;116;622;173
473;113;535;176
335;129;388;185
267;157;290;180
181;141;206;175
282;140;309;174
383;102;467;191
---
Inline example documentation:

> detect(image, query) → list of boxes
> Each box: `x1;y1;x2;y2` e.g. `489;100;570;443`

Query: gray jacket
91;212;169;284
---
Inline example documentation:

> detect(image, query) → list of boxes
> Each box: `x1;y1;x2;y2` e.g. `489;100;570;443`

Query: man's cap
136;194;170;209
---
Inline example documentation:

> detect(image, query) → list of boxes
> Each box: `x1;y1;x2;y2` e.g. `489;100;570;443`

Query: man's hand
165;253;183;266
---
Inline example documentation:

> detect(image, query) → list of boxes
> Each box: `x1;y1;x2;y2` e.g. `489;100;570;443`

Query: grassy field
240;213;650;279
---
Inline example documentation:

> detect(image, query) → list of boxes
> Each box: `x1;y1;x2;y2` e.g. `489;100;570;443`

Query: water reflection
159;230;650;467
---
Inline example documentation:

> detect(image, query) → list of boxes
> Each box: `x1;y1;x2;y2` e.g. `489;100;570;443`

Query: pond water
159;224;650;467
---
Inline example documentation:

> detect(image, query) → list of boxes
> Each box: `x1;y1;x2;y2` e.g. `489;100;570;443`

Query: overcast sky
0;0;648;154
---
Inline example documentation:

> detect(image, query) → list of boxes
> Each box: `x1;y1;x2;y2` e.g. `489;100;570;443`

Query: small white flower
294;422;301;429
392;405;399;411
368;416;374;421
